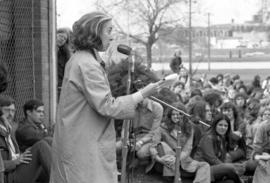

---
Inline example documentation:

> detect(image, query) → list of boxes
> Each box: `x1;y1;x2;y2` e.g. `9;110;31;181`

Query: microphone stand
121;55;135;183
174;123;182;183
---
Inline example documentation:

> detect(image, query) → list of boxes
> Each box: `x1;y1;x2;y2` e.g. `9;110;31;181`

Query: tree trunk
146;44;152;70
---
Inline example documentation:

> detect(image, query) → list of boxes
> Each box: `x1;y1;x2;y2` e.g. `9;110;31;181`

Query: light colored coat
50;51;139;183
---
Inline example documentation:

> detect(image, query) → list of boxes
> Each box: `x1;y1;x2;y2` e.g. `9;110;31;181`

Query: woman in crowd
203;91;223;119
194;114;243;183
233;93;247;120
220;102;246;163
188;100;212;134
220;102;243;136
56;28;73;98
149;102;210;183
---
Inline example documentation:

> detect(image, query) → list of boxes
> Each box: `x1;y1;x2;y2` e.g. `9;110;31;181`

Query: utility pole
207;12;211;71
188;0;192;86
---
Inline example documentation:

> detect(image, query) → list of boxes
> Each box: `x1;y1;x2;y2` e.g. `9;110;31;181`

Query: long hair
188;100;207;122
57;28;73;59
220;102;241;129
72;12;112;53
166;102;191;137
209;114;232;161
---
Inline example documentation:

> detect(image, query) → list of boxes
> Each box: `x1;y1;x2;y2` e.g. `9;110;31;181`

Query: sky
57;0;262;28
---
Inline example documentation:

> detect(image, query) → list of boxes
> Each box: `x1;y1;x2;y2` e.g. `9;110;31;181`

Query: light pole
188;0;192;86
207;12;211;71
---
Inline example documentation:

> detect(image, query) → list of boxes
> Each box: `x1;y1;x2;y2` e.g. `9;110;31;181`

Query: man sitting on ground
16;99;52;152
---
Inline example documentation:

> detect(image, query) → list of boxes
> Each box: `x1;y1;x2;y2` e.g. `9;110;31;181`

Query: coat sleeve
3;160;17;172
79;60;140;120
198;135;223;165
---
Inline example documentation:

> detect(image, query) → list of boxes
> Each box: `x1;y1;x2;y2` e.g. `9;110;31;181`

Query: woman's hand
15;149;32;165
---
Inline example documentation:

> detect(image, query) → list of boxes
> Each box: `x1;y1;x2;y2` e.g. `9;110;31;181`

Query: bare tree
97;0;184;69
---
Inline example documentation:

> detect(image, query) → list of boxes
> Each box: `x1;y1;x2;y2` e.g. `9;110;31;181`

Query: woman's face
235;97;245;107
262;109;270;121
100;20;113;51
173;85;183;94
171;110;181;124
222;108;234;120
216;119;228;136
57;32;68;47
205;104;212;122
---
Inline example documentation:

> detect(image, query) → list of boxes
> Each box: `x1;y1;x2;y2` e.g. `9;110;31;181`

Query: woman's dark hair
72;12;112;52
204;91;223;108
188;100;207;122
210;114;232;160
211;113;231;132
166;102;191;137
220;102;241;129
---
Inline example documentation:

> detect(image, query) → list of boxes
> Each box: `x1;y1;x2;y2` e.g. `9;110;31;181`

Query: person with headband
50;12;163;183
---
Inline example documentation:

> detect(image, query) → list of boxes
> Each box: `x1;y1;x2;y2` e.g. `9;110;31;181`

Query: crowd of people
0;11;269;183
115;53;270;183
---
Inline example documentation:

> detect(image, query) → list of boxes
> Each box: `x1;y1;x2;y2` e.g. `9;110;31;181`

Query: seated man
16;99;52;152
0;95;51;183
133;98;163;160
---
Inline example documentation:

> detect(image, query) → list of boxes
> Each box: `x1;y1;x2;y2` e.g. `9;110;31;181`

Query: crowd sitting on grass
107;56;270;183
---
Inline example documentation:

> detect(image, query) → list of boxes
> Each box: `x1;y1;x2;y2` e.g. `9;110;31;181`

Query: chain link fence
0;0;52;122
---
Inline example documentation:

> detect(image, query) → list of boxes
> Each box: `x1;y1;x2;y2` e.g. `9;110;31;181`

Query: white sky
57;0;261;28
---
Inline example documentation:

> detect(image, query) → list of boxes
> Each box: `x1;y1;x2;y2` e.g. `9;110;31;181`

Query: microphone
117;44;134;56
117;44;135;72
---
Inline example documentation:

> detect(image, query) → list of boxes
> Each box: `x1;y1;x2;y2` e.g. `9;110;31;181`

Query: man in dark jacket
16;99;52;152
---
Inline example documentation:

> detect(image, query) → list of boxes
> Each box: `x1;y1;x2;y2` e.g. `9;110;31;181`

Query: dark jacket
194;132;246;165
0;118;20;183
16;118;50;152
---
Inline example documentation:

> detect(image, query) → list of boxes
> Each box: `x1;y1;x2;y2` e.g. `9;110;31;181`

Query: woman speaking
50;12;162;183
